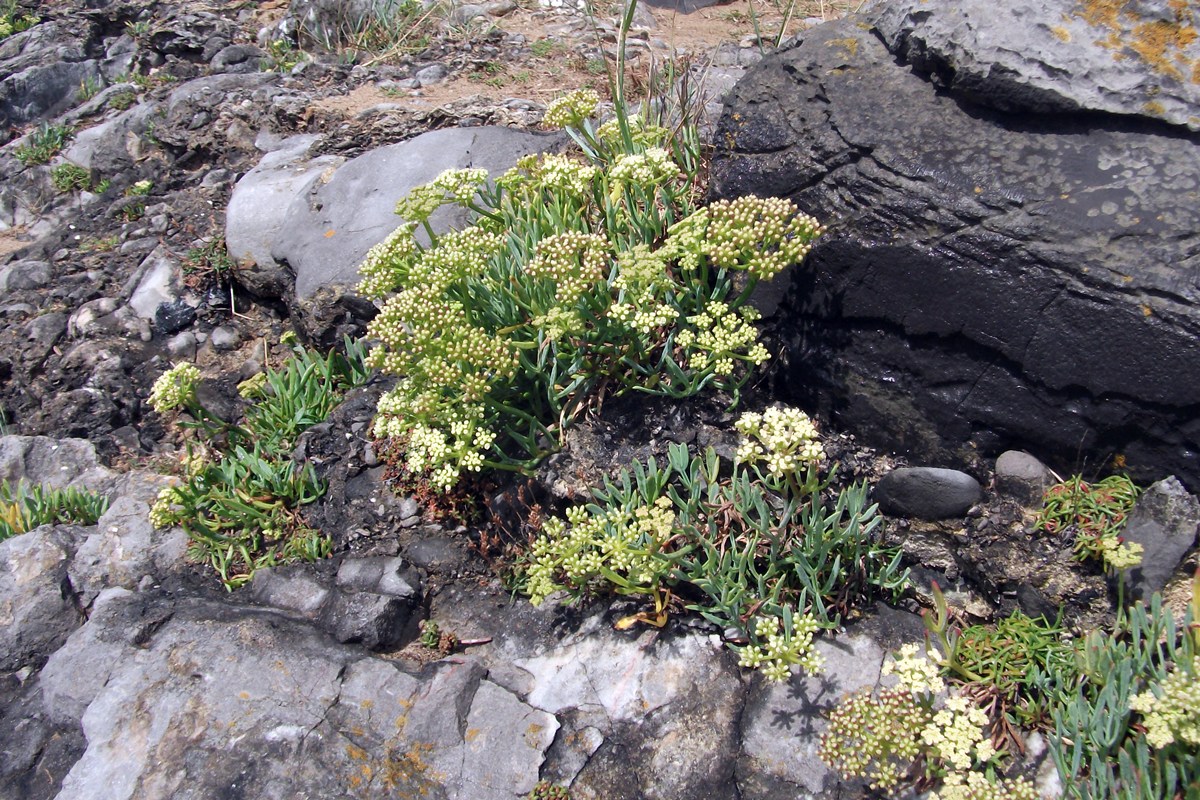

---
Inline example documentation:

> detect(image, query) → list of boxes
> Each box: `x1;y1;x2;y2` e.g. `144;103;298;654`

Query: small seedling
50;163;92;193
77;76;104;102
13;123;72;166
0;480;109;542
108;91;137;111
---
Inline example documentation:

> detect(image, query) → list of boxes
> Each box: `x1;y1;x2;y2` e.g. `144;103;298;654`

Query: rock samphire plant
148;337;371;588
358;89;825;490
0;480;109;542
523;407;908;682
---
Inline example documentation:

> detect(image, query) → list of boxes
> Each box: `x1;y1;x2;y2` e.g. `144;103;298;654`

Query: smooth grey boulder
874;467;983;520
225;134;345;298
871;0;1200;132
994;450;1054;506
1124;477;1200;598
712;9;1200;491
270;126;559;343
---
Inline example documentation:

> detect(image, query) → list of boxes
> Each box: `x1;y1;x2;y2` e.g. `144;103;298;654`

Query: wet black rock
712;4;1200;491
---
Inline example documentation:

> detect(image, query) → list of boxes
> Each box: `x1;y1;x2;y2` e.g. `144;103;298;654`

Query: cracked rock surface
712;3;1200;491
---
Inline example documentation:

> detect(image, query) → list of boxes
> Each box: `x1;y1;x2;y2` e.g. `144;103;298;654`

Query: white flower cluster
929;772;1038;800
734;405;824;476
882;642;946;695
525;495;675;606
533;154;599;196
394;168;488;223
149;363;200;413
526;232;609;305
543;88;599;129
358;223;421;301
676;301;768;376
1099;535;1144;571
401;415;498;491
737;614;823;682
1130;655;1200;749
608;148;679;198
608;244;677;333
920;695;994;771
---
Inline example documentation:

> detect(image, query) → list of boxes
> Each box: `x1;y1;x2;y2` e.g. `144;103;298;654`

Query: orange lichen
1052;25;1072;42
1075;0;1199;83
1130;19;1197;81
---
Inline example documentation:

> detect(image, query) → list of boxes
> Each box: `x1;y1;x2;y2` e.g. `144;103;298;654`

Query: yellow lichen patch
1142;303;1153;317
1079;0;1121;31
360;699;374;710
346;744;370;761
1145;99;1166;114
465;727;481;742
1130;19;1197;81
825;37;860;57
1052;25;1072;42
1076;0;1199;82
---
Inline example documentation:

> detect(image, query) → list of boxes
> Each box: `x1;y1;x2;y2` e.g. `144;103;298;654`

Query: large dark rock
712;4;1200;490
1124;477;1200;598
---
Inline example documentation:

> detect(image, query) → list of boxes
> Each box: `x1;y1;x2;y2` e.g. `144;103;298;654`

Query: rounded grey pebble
167;332;197;358
874;467;983;520
209;325;241;351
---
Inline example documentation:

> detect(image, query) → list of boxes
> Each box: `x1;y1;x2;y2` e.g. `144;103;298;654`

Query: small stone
414;63;448;85
154;300;196;335
484;0;517;15
450;3;486;23
201;168;233;188
319;590;412;649
363;444;378;467
994;450;1053;505
874;467;983;520
249;566;330;617
166;332;197;358
209;325;241;351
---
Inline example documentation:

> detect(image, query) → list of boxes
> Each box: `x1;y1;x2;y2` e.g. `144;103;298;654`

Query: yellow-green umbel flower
148;363;200;413
543;88;599;129
1130;656;1200;748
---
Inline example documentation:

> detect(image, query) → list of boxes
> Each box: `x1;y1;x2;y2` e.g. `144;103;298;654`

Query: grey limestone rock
225;133;344;298
871;0;1200;131
874;467;983;520
1124;477;1200;598
712;8;1200;491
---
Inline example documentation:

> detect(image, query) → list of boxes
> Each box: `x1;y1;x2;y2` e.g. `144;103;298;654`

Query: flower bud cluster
819;688;931;790
149;486;184;529
676;301;769;376
532;306;585;340
608;244;678;334
543;89;600;129
525;495;675;606
665;197;825;281
736;613;823;682
734;405;824;477
1130;655;1200;748
526;232;609;305
597;116;671;148
608;148;679;197
394;168;488;223
358;223;421;300
411;228;504;294
533;154;600;196
149;363;200;413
